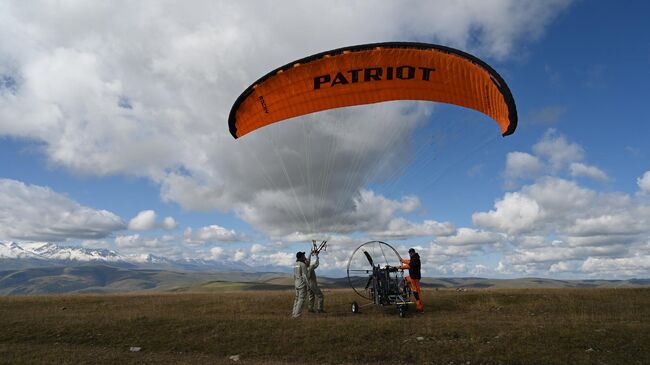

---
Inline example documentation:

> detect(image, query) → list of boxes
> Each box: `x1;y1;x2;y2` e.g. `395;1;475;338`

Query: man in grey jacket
292;251;310;318
307;250;325;313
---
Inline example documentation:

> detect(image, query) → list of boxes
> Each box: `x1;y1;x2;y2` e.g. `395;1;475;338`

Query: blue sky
1;1;649;278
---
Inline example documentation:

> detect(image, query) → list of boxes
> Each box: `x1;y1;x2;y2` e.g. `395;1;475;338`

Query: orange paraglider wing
228;42;517;139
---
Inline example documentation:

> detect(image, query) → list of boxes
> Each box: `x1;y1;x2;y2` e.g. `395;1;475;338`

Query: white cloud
505;131;608;186
474;164;650;277
233;249;247;262
197;225;239;242
115;234;164;249
503;245;623;266
412;228;506;274
128;210;178;231
184;224;243;244
160;234;176;242
431;245;474;260
250;243;266;254
638;171;650;195
264;252;295;267
128;210;156;231
436;228;504;246
516;235;548;248
504;151;544;186
210;246;224;259
470;264;490;276
472;132;650;278
567;214;646;237
161;216;177;230
447;262;467;275
532;129;584;170
81;239;111;249
549;260;579;273
495;261;510;274
114;233;183;257
569;162;609;181
476;177;605;237
473;191;542;235
0;1;573;239
479;181;635;237
0;178;125;241
370;218;456;240
581;255;650;277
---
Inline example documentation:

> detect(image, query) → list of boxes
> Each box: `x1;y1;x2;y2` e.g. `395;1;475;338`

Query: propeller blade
362;250;374;267
364;275;374;290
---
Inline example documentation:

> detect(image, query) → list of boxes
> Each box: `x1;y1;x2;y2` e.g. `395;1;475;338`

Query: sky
1;0;649;278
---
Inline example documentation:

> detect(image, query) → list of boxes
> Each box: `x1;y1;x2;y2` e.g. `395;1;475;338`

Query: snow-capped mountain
0;241;252;272
0;241;42;259
18;242;126;262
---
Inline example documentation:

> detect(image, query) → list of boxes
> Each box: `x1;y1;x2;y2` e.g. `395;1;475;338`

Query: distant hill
0;264;292;295
419;277;650;289
1;264;648;295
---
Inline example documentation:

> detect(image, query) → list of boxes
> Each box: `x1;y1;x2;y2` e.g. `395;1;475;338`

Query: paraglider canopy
229;42;517;139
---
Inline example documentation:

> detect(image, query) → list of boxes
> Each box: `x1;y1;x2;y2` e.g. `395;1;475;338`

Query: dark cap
296;251;306;260
408;248;416;254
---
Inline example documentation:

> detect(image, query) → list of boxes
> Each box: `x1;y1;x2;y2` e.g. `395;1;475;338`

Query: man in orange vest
400;248;424;312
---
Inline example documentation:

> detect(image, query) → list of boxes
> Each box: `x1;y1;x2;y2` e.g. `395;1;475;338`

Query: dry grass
1;288;649;364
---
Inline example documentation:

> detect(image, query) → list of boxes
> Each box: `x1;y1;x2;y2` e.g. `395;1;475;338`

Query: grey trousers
292;286;307;317
308;286;324;311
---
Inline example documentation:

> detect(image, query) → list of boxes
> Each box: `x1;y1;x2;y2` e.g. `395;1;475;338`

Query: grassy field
1;288;649;364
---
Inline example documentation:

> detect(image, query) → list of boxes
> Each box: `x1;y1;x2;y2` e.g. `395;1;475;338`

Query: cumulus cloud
475;173;650;276
495;261;510;274
250;243;266;254
473;129;650;277
161;217;177;230
370;218;456;240
210;246;224;259
569;162;609;182
549;261;579;273
252;251;296;267
638;171;650;195
504;131;609;188
504;151;544;186
474;177;634;236
233;249;247;261
128;210;178;231
115;234;165;249
581;255;650;277
473;191;542;235
436;228;504;246
113;233;184;257
0;1;573;240
128;210;157;231
81;239;111;249
183;224;244;244
566;214;645;237
0;178;125;241
412;228;506;274
532;129;584;170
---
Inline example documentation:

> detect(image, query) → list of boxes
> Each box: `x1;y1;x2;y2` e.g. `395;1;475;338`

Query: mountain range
0;241;252;272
